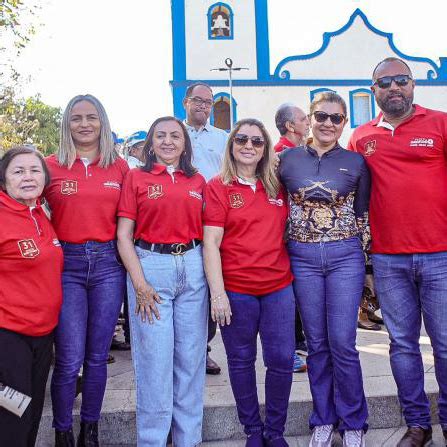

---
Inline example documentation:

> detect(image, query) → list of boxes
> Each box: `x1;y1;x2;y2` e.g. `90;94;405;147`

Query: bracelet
210;293;225;303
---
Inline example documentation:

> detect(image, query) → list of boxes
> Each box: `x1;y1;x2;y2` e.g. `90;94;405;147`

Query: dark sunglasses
374;74;412;89
233;134;265;148
312;111;345;125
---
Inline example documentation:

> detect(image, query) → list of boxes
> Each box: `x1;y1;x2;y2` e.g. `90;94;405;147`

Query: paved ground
36;321;443;446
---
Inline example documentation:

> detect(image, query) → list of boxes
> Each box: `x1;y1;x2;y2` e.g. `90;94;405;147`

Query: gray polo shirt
185;121;228;181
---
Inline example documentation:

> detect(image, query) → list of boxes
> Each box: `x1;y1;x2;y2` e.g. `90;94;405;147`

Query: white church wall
184;0;259;80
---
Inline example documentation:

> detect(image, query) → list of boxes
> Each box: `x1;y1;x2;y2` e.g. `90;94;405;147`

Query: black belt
135;239;201;255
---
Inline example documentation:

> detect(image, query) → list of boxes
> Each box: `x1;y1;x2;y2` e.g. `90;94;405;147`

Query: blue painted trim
210;92;237;127
207;2;233;40
349;88;376;128
171;78;447;88
310;88;336;102
273;8;442;81
254;0;270;80
171;84;187;121
171;0;186;81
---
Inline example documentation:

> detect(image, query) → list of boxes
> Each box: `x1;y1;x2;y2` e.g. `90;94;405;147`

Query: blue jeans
288;238;368;431
128;245;208;447
372;252;447;429
220;286;295;442
51;241;125;431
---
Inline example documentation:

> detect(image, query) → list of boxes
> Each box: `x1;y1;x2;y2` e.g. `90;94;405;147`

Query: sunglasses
233;134;265;148
374;74;412;89
312;111;345;125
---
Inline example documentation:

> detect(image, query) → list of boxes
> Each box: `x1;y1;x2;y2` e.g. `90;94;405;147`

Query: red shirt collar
151;163;185;175
0;190;42;211
277;136;295;148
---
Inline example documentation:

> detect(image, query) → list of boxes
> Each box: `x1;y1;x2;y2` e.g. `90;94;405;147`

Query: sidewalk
36;325;441;446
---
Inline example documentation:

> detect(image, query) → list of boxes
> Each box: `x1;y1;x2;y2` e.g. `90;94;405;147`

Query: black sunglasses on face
233;134;265;148
374;74;412;89
312;111;345;125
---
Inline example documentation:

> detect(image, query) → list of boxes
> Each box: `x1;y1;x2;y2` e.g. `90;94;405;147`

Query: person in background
0;146;63;447
204;118;295;447
117;116;208;446
274;102;310;373
45;94;129;447
280;92;370;447
183;81;228;375
124;130;147;169
348;57;447;447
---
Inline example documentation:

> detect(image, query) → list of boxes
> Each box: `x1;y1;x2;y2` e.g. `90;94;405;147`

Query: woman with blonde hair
45;94;129;446
203;118;295;447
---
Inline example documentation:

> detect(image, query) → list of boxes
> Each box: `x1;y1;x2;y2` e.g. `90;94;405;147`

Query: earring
149;149;155;155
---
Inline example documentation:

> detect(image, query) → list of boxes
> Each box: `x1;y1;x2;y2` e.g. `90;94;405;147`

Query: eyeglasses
374;74;412;89
312;111;345;125
233;134;265;148
187;96;214;108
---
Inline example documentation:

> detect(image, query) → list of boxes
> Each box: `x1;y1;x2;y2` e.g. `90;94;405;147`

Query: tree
0;86;61;155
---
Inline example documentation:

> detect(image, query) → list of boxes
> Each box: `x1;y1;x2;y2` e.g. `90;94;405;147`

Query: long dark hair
141;116;197;177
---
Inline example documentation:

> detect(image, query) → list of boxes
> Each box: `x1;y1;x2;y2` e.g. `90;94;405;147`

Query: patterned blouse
279;144;371;253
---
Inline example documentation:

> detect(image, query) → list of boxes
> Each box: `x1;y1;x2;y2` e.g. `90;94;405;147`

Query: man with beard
348;57;447;447
183;82;228;375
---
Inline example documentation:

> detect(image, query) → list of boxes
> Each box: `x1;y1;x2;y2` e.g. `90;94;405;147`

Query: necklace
237;173;258;184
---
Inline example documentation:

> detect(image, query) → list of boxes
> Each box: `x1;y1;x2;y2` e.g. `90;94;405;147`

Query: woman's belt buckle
171;243;187;255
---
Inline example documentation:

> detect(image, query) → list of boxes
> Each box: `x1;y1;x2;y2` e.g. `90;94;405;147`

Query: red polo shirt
45;154;129;243
118;164;206;243
0;191;63;336
203;176;293;295
274;136;295;153
348;105;447;254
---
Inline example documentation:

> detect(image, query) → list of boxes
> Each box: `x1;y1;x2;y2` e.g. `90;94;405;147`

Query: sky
12;0;447;137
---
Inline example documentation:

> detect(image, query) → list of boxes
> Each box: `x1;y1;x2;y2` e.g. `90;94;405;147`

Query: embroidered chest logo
103;181;121;190
61;180;78;195
17;239;40;258
268;198;284;207
364;140;376;157
189;191;203;201
148;184;164;199
229;193;244;208
409;138;434;148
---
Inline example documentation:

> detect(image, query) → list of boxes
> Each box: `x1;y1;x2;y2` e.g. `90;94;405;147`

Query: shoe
55;429;75;447
206;353;221;375
110;339;131;351
367;310;384;325
264;436;289;446
245;432;264;447
309;425;334;447
357;307;381;331
77;422;99;447
293;353;307;373
295;340;308;356
343;430;365;447
107;353;115;364
396;426;432;447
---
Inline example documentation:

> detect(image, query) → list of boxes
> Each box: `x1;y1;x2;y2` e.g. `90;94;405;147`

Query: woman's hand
134;281;162;324
210;292;232;326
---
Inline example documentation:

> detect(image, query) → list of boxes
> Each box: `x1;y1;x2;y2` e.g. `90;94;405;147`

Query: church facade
170;1;447;144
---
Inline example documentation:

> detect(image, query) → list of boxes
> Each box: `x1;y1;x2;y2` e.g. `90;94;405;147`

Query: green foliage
0;86;61;155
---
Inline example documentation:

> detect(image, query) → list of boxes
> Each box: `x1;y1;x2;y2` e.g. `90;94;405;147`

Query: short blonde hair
221;118;279;198
57;94;117;168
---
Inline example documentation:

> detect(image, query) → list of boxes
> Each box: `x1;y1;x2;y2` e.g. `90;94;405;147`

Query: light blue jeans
372;252;447;429
128;244;208;447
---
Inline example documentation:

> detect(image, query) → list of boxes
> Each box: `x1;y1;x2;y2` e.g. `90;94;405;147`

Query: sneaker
309;425;334;447
293;352;307;373
295;340;308;356
343;430;365;447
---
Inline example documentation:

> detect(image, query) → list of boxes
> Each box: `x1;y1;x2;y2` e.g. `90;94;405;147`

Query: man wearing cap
348;57;447;447
124;130;147;169
183;82;228;375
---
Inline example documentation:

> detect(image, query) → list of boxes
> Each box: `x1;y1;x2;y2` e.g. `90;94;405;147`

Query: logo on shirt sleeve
268;198;284;207
148;184;164;199
229;193;244;208
103;181;122;190
17;239;40;258
364;140;376;157
61;180;78;195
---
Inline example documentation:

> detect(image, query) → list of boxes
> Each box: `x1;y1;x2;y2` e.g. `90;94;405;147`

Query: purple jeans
51;240;125;431
220;285;295;442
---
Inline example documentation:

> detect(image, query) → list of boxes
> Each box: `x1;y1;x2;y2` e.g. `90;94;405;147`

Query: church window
208;3;233;40
349;89;375;128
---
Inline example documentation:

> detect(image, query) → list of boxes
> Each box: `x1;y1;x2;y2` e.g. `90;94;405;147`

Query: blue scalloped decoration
273;8;443;81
